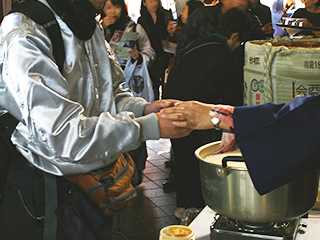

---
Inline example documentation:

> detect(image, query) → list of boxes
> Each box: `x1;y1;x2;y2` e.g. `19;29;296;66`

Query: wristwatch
211;117;221;130
209;110;221;130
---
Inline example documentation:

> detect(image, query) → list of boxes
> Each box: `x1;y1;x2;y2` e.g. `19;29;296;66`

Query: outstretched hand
144;99;181;115
160;101;215;130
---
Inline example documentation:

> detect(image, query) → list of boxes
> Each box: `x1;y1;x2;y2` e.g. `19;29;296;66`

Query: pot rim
195;141;247;171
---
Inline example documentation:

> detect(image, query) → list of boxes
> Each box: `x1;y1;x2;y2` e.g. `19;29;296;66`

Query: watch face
212;117;219;125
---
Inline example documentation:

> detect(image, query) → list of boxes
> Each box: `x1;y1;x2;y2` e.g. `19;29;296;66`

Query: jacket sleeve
136;24;156;66
233;95;320;195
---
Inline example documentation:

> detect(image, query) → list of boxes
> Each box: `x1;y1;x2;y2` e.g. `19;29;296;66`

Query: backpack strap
0;0;65;204
170;42;221;75
43;172;58;240
10;0;65;73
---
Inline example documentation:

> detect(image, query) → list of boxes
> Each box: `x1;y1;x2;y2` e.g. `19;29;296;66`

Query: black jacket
175;4;223;60
164;34;243;107
249;2;273;39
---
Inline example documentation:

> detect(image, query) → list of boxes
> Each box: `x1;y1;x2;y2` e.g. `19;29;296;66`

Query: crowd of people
0;0;320;238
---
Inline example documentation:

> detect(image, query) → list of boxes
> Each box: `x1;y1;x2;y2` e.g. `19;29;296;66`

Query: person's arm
233;95;320;195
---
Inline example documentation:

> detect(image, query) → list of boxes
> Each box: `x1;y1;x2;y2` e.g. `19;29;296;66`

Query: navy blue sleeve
233;95;320;195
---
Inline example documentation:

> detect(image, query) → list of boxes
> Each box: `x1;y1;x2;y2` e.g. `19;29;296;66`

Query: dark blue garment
233;95;320;195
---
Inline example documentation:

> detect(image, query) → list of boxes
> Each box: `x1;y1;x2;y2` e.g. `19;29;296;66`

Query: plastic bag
124;55;154;102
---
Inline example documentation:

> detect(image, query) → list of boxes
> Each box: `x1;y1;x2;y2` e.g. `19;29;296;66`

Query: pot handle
222;156;244;168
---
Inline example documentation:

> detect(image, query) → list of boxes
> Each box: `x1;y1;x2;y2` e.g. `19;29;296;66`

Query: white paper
109;30;138;67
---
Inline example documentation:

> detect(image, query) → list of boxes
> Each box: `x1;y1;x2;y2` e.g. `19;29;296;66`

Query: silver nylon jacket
0;1;160;176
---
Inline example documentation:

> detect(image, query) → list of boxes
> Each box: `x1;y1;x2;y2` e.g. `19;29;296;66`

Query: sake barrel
243;38;320;105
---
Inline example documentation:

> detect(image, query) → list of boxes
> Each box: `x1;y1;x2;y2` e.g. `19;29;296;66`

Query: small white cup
159;225;195;240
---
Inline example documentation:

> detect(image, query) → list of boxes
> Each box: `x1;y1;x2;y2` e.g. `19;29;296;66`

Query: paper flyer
109;30;138;67
162;39;177;54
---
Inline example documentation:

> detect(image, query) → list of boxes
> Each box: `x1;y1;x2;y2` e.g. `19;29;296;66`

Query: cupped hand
144;99;181;115
156;112;192;138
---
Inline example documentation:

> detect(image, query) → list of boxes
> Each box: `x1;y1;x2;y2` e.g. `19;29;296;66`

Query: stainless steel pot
195;141;319;223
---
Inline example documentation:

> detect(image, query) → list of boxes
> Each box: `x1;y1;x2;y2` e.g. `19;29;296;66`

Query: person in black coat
138;0;173;100
162;8;252;215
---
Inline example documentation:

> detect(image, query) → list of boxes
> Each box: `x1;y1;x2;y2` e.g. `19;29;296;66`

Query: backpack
1;0;137;216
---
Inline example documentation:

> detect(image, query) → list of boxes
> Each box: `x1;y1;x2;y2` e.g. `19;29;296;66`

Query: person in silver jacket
0;0;191;238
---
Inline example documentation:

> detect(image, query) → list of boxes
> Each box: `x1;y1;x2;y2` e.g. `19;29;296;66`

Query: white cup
159;225;195;240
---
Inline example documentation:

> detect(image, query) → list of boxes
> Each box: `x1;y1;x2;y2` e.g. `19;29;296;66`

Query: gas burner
210;214;300;240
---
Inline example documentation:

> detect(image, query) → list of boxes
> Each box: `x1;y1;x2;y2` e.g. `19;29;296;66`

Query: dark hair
217;7;252;42
101;0;131;35
186;0;204;17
